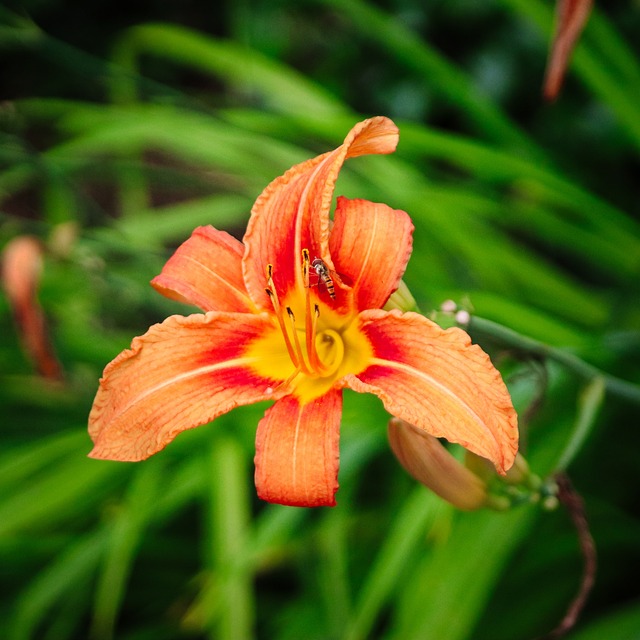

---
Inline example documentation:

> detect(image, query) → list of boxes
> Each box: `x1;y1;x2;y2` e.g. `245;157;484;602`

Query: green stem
466;316;640;405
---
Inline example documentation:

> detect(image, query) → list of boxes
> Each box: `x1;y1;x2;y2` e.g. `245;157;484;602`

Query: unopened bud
388;418;488;510
48;221;78;259
455;309;471;326
1;236;63;380
440;299;457;313
384;280;418;313
504;453;540;489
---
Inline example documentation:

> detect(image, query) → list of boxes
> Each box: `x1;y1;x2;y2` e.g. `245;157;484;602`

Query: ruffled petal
254;390;342;507
329;197;413;311
345;309;518;474
151;226;255;313
89;312;278;461
242;117;399;311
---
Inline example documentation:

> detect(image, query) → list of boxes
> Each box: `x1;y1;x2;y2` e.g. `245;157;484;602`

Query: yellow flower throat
246;249;372;403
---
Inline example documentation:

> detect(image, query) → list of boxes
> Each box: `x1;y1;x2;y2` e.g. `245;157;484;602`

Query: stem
466;315;640;405
540;474;597;639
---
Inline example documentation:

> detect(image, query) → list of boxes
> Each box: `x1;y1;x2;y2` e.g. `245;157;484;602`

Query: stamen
265;278;299;369
301;250;328;375
264;253;336;386
303;252;315;371
287;307;312;375
274;367;302;394
302;248;311;288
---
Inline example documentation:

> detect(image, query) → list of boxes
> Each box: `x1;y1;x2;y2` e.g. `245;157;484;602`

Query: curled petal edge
242;116;400;311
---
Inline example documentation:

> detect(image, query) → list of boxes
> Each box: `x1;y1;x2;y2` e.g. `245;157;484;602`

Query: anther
264;250;337;383
302;249;311;288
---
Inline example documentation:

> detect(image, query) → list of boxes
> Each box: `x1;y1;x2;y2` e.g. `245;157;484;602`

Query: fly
311;257;336;299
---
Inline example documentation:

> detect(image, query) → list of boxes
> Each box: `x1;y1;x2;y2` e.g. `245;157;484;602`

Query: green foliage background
1;1;639;638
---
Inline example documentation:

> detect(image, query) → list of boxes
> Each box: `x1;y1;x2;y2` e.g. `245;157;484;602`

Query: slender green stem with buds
463;315;640;405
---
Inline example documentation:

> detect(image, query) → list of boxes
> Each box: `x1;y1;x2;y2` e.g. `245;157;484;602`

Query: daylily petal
329;196;413;311
89;312;279;461
254;390;342;507
242;117;399;310
151;226;255;313
345;309;518;474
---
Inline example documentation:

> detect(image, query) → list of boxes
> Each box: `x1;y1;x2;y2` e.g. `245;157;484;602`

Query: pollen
245;250;372;404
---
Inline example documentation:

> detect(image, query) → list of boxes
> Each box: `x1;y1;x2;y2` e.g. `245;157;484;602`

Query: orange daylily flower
2;235;63;381
89;117;518;507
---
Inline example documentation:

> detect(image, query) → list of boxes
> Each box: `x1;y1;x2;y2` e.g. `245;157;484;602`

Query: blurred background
1;1;639;639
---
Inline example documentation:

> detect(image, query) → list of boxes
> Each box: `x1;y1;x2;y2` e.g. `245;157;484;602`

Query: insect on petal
330;197;413;311
242;117;400;310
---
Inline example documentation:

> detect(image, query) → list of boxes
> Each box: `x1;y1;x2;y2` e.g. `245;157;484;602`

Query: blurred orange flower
2;236;63;381
544;0;594;100
89;117;518;507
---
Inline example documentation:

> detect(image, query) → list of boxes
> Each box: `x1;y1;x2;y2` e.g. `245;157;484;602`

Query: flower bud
388;418;488;510
466;451;539;489
1;236;63;380
383;279;418;313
